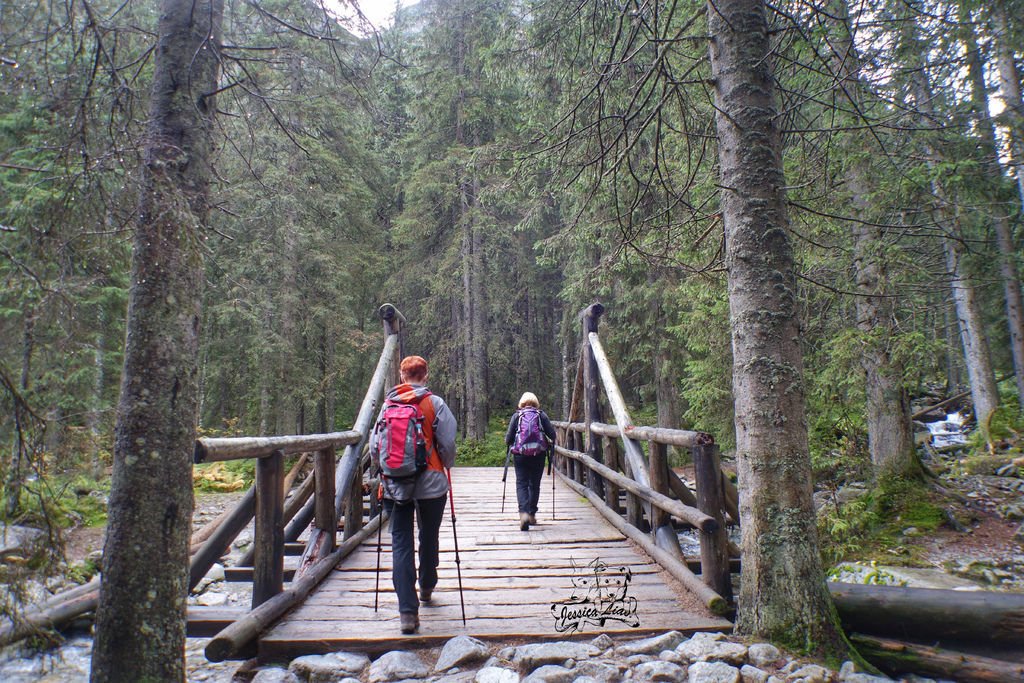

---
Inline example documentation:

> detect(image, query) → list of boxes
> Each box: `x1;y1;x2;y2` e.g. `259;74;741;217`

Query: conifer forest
2;0;1024;680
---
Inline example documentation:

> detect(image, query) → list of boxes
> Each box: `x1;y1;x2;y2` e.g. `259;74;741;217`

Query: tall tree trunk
962;8;1024;411
991;0;1024;207
706;0;850;657
829;0;917;478
91;1;222;680
900;17;1000;425
454;4;487;440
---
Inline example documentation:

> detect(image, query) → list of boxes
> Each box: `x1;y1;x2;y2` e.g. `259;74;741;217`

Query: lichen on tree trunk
706;0;852;660
90;1;223;681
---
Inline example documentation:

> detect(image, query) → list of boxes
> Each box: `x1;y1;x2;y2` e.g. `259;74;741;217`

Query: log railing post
314;446;336;554
650;441;670;531
603;437;622;514
582;303;606;498
693;443;732;601
345;459;364;535
253;449;285;608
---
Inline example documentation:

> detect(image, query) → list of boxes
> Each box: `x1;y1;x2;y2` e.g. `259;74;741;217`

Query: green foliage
3;475;109;530
817;478;947;566
456;416;512;467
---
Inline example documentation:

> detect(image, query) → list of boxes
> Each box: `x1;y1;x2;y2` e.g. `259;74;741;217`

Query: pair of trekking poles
373;469;466;626
501;445;555;520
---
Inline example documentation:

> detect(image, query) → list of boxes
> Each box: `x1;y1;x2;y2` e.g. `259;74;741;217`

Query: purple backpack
513;408;547;456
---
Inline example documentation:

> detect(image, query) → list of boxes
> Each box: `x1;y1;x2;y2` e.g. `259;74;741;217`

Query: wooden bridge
184;303;738;662
0;303;738;662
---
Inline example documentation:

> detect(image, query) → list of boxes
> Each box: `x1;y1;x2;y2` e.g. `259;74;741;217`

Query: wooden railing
552;303;736;615
192;303;406;661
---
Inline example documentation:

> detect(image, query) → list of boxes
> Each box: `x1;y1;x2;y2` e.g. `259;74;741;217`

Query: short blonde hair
518;392;539;408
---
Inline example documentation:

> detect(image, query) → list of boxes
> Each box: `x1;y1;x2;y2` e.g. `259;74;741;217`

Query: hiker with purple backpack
504;392;556;531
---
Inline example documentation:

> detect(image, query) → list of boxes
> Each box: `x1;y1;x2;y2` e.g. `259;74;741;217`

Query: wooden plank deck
258;467;733;658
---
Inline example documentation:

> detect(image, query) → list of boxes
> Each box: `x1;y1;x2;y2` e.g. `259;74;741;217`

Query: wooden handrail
555;445;717;531
554;420;713;448
194;431;360;463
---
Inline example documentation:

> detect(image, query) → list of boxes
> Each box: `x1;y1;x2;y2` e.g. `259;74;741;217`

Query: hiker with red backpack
504;392;556;531
370;355;457;635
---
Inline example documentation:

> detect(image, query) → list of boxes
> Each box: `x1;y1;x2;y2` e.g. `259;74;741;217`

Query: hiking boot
420;586;433;603
400;612;419;634
519;512;530;531
528;513;537;525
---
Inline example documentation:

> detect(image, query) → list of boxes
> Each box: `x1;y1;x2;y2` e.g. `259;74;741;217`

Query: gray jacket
370;382;457;500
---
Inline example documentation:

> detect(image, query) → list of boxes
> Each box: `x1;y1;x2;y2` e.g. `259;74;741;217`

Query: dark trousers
513;454;546;515
384;495;447;614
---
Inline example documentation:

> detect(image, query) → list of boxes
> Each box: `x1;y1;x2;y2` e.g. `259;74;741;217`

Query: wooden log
720;470;740;525
0;588;100;646
830;582;1024;646
555;445;717;531
334;332;398;523
205;510;388;662
650;442;670;530
693;444;732;601
194;431;360;463
667;468;700;508
190;485;257;590
582;304;606;497
588;422;713;448
344;461;363;537
603;436;622;514
240;471;315;568
314;446;337;554
253;450;284;607
586;333;650;488
555;470;728;615
850;634;1024;683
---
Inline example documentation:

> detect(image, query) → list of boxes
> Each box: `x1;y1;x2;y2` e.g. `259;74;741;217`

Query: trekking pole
500;446;512;514
374;484;384;612
445;468;467;625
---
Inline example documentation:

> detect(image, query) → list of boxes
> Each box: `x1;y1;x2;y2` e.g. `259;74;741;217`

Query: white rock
521;664;576;683
785;663;831;683
251;668;300;683
435;635;491;672
575;659;627;683
194;591;227;606
676;633;747;665
632;659;688;681
512;642;592;671
367;650;429;683
475;666;520;683
688;660;741;683
614;631;685;656
289;651;371;681
747;643;781;668
741;664;770;683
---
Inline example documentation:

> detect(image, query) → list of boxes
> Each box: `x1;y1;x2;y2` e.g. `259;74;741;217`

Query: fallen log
0;587;99;647
830;582;1024;647
851;634;1024;683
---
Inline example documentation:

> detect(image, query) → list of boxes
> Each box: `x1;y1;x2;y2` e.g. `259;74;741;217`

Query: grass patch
457;417;512;467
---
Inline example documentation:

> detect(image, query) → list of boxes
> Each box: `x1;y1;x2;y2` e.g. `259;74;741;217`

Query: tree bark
90;1;222;680
828;0;918;478
991;0;1024;208
961;9;1024;412
900;16;1000;426
706;0;850;657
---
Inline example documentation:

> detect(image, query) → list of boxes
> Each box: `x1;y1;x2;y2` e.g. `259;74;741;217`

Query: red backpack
374;392;440;480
